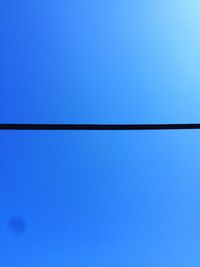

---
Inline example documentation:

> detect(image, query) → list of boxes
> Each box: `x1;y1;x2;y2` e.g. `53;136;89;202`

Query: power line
1;123;200;131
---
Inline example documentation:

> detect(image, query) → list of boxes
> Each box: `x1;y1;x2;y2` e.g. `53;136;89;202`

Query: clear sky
1;1;200;266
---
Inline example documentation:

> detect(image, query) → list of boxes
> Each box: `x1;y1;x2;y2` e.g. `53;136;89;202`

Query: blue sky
1;1;200;266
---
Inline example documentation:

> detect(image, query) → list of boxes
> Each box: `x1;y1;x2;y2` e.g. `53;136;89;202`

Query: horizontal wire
1;123;200;131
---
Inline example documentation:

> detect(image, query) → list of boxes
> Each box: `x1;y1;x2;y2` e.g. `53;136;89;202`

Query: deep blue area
1;1;200;266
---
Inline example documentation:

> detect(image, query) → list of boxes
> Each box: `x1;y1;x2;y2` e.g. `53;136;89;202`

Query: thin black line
1;123;200;131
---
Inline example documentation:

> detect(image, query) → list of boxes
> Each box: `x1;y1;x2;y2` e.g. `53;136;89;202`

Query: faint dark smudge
7;216;26;234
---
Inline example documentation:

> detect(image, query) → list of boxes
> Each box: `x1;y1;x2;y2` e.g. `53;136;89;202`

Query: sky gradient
1;1;200;266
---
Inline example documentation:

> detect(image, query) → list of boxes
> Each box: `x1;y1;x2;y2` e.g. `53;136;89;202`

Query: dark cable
1;123;200;131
